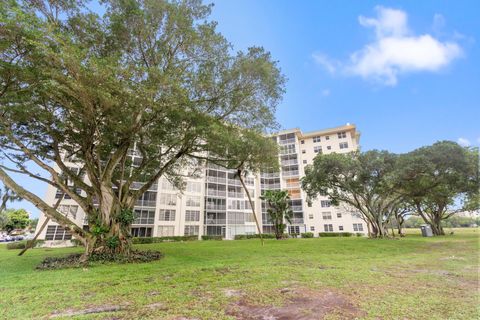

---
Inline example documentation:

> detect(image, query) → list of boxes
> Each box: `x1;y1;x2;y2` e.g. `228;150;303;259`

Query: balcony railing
205;219;227;225
205;204;226;211
135;200;157;207
228;192;244;198
261;172;280;178
207;176;226;184
281;159;298;166
278;138;296;145
261;183;281;189
206;190;226;197
291;205;303;212
227;179;242;186
282;170;299;177
291;218;304;224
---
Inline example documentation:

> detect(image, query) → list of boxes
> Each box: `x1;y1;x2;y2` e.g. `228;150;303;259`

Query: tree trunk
237;168;264;246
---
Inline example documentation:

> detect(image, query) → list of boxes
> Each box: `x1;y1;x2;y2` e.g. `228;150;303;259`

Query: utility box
420;225;433;237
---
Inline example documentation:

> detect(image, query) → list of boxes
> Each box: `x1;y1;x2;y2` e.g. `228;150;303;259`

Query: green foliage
234;233;276;240
396;142;479;235
302;150;399;238
318;232;354;237
201;235;223;241
116;209;135;226
3;209;30;232
301;232;314;238
0;0;285;253
105;235;120;249
131;236;198;244
90;224;109;236
6;240;42;250
260;190;293;239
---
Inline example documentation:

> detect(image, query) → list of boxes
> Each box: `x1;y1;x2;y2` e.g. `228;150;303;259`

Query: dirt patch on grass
226;288;363;320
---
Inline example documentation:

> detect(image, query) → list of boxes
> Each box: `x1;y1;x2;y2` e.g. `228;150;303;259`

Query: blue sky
5;1;480;217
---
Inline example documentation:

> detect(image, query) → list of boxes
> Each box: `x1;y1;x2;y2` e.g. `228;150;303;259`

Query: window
301;140;305;144
313;136;321;143
323;224;333;232
325;136;330;140
45;225;72;240
184;225;199;236
160;193;177;206
302;150;306;154
185;210;200;222
303;160;307;164
58;205;78;220
186;181;201;193
131;227;152;237
307;202;312;207
157;226;174;237
353;223;364;232
279;144;296;155
288;226;300;234
310;226;315;231
314;146;322;154
337;132;347;139
339;226;344;231
321;200;331;207
137;191;157;207
322;212;332;220
309;214;314;219
337;213;342;218
327;146;331;150
186;196;201;207
160;179;176;190
339;142;348;149
159;209;176;221
133;208;155;224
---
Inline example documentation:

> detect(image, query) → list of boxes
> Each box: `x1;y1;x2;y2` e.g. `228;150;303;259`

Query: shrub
201;235;223;241
301;232;314;238
6;240;41;250
131;236;198;244
234;233;276;240
318;232;354;237
36;250;163;270
289;233;299;238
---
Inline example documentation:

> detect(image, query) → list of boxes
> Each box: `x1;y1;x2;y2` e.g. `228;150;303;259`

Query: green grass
1;228;479;319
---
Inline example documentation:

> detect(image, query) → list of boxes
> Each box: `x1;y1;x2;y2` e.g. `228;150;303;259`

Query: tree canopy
0;0;285;257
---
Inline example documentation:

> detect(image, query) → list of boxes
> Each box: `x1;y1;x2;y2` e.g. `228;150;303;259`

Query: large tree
396;141;479;235
0;0;285;258
302;150;400;238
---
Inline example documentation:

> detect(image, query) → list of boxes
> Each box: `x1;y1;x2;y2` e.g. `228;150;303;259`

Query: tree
302;150;400;238
4;208;30;232
396;142;479;235
390;203;413;237
260;190;293;239
0;0;285;259
0;186;21;213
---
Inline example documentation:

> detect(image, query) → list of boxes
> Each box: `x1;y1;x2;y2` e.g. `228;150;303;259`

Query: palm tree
260;190;293;240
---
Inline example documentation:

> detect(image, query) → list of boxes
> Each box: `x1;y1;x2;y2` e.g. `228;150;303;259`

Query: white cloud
312;53;338;74
313;7;463;86
457;137;471;147
321;89;330;96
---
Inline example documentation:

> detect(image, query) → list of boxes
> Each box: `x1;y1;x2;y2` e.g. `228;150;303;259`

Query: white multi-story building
35;124;366;241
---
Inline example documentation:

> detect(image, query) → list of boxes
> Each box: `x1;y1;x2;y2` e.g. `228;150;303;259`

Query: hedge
301;232;314;238
6;240;44;250
318;232;354;237
234;233;276;240
132;235;198;244
201;235;223;241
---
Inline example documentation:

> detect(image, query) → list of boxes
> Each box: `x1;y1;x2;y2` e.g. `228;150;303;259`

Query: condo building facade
35;124;366;241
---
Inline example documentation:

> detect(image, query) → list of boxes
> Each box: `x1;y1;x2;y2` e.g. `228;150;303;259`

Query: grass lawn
1;228;478;319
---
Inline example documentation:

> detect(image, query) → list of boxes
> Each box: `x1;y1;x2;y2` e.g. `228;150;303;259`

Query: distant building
35;124;367;241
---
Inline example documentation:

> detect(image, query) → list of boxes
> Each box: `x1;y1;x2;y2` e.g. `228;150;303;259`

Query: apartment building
35;124;366;241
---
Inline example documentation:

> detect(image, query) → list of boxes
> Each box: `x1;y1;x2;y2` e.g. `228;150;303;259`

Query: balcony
282;170;299;177
205;219;227;225
281;159;298;166
227;179;242;186
261;172;280;178
291;205;303;212
278;138;296;145
228;192;244;198
207;176;226;184
205;204;226;211
206;189;226;197
261;183;281;189
291;218;304;224
135;200;157;207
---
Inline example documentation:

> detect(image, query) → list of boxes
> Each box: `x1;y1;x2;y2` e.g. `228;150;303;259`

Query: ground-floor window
45;225;72;240
184;225;199;236
205;225;225;237
353;223;364;232
131;227;152;237
339;225;344;231
157;226;174;237
323;224;333;232
288;225;300;234
262;225;275;234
